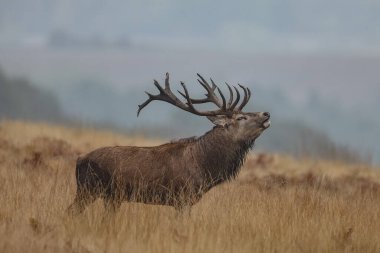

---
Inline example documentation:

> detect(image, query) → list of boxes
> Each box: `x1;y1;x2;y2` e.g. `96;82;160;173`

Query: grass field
0;120;380;253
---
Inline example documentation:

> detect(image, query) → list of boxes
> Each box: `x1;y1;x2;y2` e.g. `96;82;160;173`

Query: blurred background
0;0;379;164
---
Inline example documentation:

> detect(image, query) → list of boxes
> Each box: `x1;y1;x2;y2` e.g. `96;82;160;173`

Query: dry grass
1;120;380;253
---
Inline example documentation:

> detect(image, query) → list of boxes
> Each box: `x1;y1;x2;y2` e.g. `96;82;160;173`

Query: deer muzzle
261;112;271;129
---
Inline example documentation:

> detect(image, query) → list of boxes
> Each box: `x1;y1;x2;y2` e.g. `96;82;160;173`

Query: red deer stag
68;73;270;213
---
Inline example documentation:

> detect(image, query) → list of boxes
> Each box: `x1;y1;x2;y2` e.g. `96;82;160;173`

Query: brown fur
68;115;269;214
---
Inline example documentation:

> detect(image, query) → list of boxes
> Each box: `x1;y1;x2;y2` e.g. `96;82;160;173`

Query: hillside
0;120;380;253
0;68;64;122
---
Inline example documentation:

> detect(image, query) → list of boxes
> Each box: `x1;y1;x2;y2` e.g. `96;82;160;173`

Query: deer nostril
263;112;270;118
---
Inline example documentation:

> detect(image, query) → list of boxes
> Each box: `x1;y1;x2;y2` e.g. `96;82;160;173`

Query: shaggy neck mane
192;126;254;186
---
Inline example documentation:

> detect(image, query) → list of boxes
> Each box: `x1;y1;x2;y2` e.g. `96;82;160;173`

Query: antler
137;73;251;117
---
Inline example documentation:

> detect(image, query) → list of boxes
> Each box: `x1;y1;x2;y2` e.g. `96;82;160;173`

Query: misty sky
1;0;379;113
1;0;380;53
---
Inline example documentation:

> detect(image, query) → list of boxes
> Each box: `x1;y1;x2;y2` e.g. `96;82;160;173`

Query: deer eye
237;116;247;121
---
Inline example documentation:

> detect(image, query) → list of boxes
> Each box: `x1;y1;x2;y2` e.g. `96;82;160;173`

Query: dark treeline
0;68;64;122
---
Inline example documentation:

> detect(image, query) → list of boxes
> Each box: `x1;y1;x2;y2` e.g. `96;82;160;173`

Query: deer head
137;73;270;142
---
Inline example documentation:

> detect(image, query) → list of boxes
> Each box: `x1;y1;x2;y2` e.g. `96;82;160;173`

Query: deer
67;73;270;214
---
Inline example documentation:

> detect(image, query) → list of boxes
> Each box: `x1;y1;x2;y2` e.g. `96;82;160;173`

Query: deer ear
207;115;230;127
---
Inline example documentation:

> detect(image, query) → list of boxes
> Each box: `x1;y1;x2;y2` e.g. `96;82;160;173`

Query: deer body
68;74;270;214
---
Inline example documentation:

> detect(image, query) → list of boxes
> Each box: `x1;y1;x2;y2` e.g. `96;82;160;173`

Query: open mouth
262;119;271;129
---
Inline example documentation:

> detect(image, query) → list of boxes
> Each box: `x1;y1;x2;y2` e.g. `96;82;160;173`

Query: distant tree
0;67;64;121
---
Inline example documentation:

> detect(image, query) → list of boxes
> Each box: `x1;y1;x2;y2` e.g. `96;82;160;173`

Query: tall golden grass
1;120;380;253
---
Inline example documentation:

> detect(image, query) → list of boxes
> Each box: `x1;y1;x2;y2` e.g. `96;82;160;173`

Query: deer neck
193;126;254;185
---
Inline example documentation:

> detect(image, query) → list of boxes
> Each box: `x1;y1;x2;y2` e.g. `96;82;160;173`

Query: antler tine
137;73;188;116
164;72;170;89
229;86;241;111
237;84;250;111
179;77;227;111
197;73;217;91
177;84;215;105
180;81;232;116
137;91;154;116
179;82;200;113
196;74;223;108
216;87;227;111
137;79;170;116
211;78;227;111
225;82;234;109
247;87;251;103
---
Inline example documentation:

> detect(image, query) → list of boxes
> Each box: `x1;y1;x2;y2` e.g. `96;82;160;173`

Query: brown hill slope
0;120;379;253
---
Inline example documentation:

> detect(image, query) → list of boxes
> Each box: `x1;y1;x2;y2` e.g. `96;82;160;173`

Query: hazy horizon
1;0;379;163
